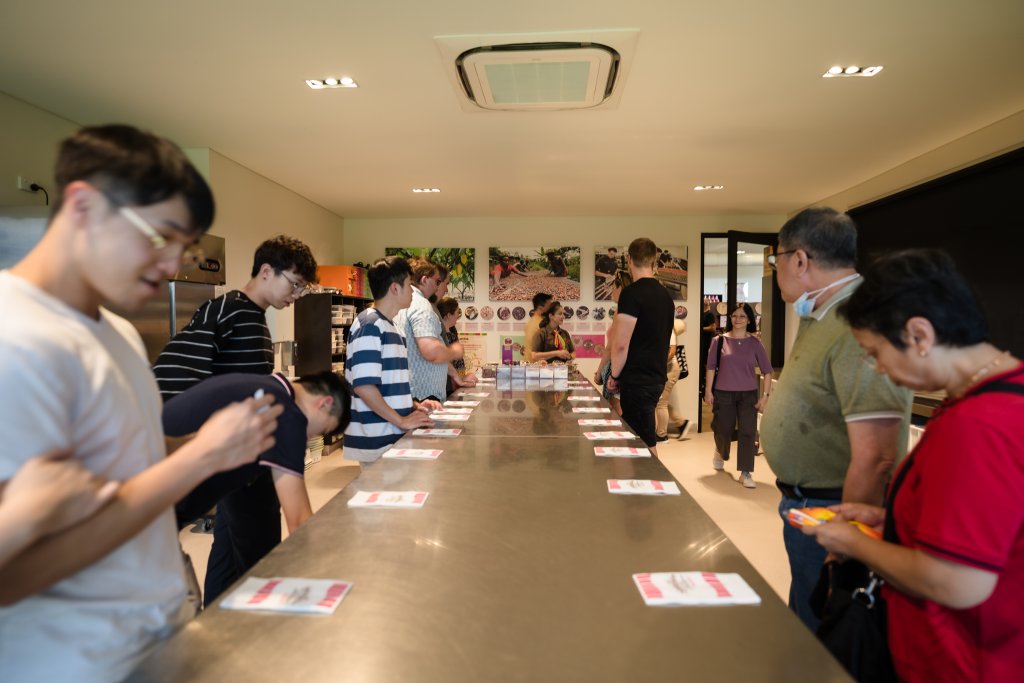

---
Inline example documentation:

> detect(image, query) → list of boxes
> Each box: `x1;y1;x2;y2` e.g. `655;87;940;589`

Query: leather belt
775;479;843;501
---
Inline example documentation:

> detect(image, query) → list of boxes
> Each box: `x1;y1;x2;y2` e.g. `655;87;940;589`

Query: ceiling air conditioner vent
456;42;619;111
435;31;638;113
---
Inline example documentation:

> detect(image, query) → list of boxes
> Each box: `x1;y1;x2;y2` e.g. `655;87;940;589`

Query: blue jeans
778;494;839;632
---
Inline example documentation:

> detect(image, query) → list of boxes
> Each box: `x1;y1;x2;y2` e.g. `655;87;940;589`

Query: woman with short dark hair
805;248;1024;682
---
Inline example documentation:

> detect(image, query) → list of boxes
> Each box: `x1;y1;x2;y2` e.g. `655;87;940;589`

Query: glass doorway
699;231;783;432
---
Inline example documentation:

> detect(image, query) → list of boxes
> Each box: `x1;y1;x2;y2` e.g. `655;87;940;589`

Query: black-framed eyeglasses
767;249;811;271
101;190;204;267
278;270;309;296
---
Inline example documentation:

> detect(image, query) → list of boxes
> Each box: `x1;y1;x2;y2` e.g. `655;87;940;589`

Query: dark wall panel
850;146;1024;358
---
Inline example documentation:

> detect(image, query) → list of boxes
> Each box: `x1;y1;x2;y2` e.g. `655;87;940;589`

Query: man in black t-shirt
165;371;351;605
607;238;674;455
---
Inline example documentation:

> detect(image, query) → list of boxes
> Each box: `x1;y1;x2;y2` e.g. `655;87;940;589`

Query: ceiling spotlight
412;188;441;193
693;185;724;191
306;76;359;89
822;65;884;79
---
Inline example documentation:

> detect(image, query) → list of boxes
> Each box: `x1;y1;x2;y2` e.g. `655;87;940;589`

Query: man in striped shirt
153;235;318;400
344;256;439;465
152;235;317;605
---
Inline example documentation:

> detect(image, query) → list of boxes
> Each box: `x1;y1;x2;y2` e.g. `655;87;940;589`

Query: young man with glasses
153;234;317;400
0;124;281;681
759;207;911;631
152;234;317;609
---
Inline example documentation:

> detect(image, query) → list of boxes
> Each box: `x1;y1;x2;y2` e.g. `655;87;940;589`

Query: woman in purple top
704;303;773;489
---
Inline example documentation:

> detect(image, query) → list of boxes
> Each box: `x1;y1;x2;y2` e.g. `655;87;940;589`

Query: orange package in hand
786;507;881;540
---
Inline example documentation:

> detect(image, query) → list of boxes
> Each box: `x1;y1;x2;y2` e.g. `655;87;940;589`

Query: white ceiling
1;1;1022;219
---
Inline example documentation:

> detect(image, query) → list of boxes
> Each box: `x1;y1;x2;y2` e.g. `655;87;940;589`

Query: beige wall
814;109;1024;212
0;93;346;342
206;150;345;341
344;214;783;424
0;92;79;208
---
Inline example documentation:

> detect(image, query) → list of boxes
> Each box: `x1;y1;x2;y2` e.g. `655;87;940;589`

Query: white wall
0;93;346;343
0;92;79;208
344;214;783;425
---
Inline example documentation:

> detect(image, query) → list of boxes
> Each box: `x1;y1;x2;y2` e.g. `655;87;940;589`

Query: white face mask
793;273;860;317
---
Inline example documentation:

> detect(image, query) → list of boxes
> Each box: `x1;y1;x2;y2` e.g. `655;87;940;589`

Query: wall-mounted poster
385;247;475;301
488;246;581;302
655;245;688;300
594;245;625;300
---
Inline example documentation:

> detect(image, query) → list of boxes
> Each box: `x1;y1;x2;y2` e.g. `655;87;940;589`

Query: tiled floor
179;451;361;588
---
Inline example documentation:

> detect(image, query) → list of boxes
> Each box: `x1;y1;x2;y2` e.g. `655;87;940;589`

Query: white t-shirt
0;271;187;683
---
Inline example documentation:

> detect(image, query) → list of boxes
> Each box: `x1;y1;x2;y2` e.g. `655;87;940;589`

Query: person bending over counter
167;371;351;606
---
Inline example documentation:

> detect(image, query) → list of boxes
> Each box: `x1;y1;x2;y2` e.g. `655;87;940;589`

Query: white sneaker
740;472;756;489
713;453;725;471
676;419;692;441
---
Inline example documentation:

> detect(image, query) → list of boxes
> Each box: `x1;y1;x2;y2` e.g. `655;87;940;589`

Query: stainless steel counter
130;384;850;682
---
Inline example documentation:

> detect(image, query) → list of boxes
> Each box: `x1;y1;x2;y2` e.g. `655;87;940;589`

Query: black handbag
810;407;925;683
811;559;897;683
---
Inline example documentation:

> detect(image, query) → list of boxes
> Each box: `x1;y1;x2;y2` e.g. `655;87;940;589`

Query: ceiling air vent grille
456;42;620;111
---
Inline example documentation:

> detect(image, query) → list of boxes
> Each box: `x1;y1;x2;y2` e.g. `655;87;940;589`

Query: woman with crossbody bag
801;249;1024;683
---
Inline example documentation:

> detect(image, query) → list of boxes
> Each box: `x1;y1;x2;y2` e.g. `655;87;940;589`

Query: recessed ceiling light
822;65;883;78
693;185;724;191
412;188;441;193
306;77;359;89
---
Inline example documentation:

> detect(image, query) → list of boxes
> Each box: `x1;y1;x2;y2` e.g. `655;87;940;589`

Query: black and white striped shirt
153;291;273;401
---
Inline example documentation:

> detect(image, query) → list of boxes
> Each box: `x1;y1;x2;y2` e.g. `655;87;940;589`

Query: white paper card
577;419;623;426
348;491;430;508
429;413;471;422
220;577;353;614
444;400;480;407
632;572;762;606
435;406;472;413
572;407;612;414
607;479;681;496
458;392;490;398
412;428;462;437
594;447;650;458
567;396;601;402
583;431;637;440
382;448;442;460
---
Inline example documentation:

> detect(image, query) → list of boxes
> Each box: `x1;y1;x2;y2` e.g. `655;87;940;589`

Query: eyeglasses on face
767;249;812;271
277;270;309;296
102;191;204;266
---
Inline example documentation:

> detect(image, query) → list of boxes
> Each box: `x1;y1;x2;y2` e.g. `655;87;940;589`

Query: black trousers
203;468;281;606
619;382;665;448
712;389;759;472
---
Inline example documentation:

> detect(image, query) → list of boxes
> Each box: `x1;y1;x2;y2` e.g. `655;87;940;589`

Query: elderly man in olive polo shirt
759;207;911;631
